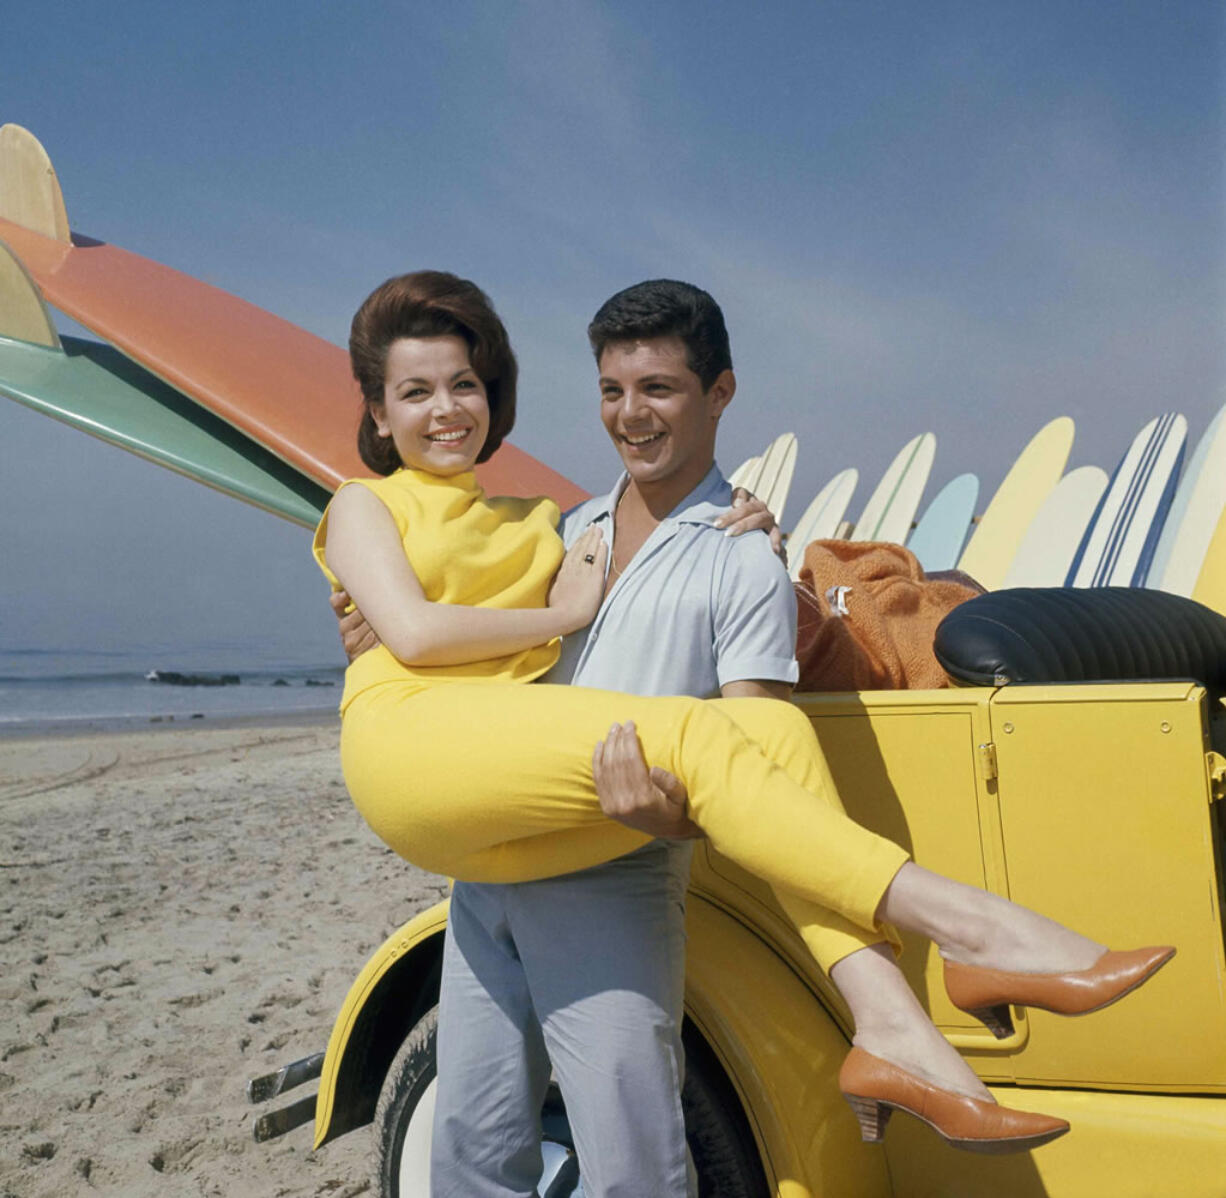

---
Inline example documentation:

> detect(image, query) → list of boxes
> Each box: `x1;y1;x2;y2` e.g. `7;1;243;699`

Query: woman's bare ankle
880;864;1106;974
850;1025;992;1103
831;943;992;1102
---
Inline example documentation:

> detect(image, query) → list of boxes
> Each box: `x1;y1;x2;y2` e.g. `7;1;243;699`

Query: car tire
373;1006;440;1198
681;1021;771;1198
372;1006;769;1198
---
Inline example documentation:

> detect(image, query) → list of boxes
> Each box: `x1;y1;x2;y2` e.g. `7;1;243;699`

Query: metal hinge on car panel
1208;752;1226;804
977;742;998;782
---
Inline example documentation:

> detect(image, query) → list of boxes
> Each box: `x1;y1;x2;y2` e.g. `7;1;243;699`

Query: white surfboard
1001;466;1109;588
728;454;761;489
786;468;858;580
1146;401;1226;595
957;417;1075;590
1066;412;1187;588
906;473;979;572
757;433;798;525
849;432;936;544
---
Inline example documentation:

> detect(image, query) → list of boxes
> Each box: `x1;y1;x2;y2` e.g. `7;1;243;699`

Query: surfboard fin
0;237;61;349
0;124;71;244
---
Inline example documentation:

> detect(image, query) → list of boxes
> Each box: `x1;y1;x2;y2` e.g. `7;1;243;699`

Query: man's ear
707;369;736;421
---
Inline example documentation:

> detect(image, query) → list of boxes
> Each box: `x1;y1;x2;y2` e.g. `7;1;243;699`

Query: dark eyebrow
598;373;680;388
392;367;476;389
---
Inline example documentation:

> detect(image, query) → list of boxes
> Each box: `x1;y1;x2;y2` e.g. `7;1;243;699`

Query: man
337;279;796;1196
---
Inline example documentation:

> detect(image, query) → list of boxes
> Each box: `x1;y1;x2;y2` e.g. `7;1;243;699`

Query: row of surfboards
734;413;1226;615
1;121;1223;618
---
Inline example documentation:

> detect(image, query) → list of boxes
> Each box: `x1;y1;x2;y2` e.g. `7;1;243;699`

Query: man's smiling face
597;336;733;495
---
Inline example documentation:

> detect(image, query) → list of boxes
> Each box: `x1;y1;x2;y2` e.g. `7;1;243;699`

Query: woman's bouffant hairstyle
349;271;518;475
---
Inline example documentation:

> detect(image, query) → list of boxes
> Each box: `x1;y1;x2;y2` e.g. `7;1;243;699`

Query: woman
315;270;1172;1153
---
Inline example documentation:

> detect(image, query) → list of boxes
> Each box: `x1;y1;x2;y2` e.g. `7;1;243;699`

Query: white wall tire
373;1007;439;1196
372;1006;768;1197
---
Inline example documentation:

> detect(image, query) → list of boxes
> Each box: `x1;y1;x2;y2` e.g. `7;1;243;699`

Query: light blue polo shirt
545;463;799;696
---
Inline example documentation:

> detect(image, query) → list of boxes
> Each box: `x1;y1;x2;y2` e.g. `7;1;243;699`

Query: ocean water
0;643;345;730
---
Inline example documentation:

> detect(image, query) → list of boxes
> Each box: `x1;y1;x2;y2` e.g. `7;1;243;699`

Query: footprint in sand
147;1136;204;1173
168;989;225;1009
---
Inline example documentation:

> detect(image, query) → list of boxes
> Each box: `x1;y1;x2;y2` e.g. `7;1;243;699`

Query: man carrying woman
337;277;796;1195
321;271;1172;1195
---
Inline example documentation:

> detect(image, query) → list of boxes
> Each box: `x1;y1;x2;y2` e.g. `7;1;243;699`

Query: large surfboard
755;432;798;525
786;468;858;580
1191;507;1226;616
849;432;935;544
957;417;1074;590
1146;402;1226;595
905;472;979;572
1066;412;1187;588
0;128;588;507
0;333;329;526
1001;466;1109;588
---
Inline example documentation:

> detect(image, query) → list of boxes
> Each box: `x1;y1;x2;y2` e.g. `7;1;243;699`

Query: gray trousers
430;841;696;1198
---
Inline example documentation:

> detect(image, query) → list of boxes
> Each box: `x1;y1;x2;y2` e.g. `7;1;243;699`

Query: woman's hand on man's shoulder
714;488;786;563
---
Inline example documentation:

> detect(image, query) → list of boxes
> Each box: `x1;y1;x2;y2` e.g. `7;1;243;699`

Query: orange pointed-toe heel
944;946;1175;1040
838;1047;1070;1154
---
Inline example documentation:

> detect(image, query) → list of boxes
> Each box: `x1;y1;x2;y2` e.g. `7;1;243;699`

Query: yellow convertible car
249;587;1226;1198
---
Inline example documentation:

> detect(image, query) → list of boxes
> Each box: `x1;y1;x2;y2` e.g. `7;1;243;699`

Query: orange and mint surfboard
0;126;587;507
0;215;588;506
0;332;330;527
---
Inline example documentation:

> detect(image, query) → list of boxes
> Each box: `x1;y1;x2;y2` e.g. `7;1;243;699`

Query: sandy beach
0;715;448;1197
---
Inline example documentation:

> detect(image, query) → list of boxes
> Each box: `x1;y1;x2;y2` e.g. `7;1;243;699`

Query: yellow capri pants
341;682;910;972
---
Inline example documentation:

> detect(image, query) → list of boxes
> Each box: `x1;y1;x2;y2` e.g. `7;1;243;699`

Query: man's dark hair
587;279;732;390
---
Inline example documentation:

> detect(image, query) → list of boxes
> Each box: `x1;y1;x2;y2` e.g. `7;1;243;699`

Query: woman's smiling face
373;335;491;475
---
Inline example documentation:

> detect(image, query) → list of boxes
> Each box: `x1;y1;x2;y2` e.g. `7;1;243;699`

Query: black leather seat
933;587;1226;699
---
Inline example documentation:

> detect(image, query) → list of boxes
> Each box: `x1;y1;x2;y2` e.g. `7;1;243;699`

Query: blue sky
3;1;1223;664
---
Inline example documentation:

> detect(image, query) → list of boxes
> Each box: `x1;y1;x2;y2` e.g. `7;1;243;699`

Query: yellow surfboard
1191;507;1226;616
957;416;1075;590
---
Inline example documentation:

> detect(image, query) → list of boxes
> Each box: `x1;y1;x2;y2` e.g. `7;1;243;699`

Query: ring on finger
583;553;596;564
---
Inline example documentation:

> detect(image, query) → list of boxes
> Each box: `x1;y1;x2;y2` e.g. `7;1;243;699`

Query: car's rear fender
313;900;448;1148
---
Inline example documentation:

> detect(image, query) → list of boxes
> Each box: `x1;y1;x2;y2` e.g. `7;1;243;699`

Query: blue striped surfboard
1065;413;1187;587
1146;401;1226;594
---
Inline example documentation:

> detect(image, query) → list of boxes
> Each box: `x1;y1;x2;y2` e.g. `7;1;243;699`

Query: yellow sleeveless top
313;468;565;712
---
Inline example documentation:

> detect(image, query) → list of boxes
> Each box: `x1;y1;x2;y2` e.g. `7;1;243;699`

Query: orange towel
794;540;982;692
